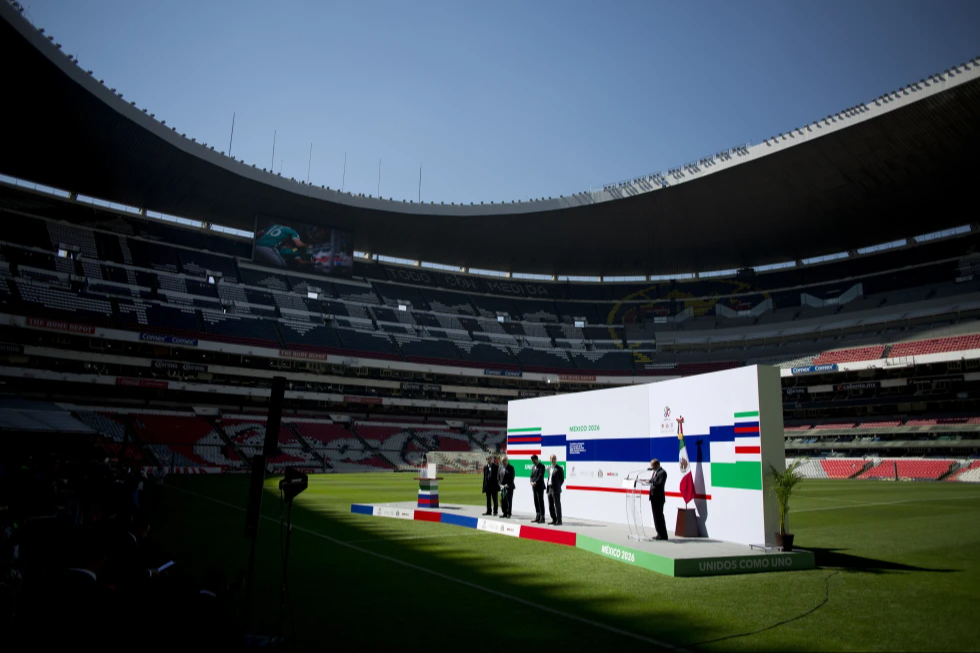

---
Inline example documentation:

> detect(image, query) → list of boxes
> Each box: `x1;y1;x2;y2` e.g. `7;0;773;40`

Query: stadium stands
812;346;887;365
858;459;955;481
889;334;980;358
820;459;868;478
948;460;980;482
787;459;828;479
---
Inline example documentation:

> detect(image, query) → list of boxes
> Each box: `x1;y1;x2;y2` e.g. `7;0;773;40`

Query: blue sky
24;0;980;205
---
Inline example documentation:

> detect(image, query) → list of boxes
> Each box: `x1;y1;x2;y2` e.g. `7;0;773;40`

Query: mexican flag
678;433;695;505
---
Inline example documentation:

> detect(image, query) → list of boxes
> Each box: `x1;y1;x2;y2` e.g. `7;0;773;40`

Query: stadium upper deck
1;0;979;277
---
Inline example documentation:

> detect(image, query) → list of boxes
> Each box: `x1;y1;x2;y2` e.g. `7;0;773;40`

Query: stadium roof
2;2;979;277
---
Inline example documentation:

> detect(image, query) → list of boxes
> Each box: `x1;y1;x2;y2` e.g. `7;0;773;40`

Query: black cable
690;569;841;648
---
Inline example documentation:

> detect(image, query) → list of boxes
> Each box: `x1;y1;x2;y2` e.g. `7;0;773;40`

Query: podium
675;508;700;537
623;473;654;542
415;463;443;508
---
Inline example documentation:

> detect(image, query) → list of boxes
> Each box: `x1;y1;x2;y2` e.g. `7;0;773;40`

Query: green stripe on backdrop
507;427;542;433
513;461;566;479
711;461;763;490
575;535;675;576
733;411;760;418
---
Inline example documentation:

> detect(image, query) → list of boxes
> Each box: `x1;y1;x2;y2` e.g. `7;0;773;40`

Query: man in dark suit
644;459;669;540
547;454;564;526
529;454;546;523
482;456;500;516
498;456;516;518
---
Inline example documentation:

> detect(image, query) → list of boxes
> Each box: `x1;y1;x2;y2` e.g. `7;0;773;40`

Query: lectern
623;472;654;541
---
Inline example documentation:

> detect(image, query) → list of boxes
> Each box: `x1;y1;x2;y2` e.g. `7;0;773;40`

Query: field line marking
165;484;685;652
795;494;980;513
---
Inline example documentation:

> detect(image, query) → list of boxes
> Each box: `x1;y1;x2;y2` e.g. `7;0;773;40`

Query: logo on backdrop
660;407;677;435
597;469;603;478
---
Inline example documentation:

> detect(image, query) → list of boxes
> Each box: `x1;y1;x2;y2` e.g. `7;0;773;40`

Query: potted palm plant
769;459;805;551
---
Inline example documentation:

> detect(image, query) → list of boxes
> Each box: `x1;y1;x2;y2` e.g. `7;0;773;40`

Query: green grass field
149;475;980;651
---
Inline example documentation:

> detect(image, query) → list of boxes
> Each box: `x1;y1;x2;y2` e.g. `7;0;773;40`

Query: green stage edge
353;503;816;577
575;535;815;577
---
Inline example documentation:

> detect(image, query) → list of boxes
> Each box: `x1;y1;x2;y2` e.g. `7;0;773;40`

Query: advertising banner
790;364;838;375
484;369;522;378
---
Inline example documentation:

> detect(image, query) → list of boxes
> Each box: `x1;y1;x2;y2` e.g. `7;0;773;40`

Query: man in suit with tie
547;454;564;526
482;455;500;516
645;459;669;540
498;455;516;518
529;454;547;523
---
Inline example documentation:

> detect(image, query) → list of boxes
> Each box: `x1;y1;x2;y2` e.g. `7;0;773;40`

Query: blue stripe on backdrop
440;513;479;529
541;435;567;447
350;504;374;515
565;425;739;463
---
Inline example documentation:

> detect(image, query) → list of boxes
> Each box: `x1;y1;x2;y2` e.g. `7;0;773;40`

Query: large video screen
253;215;353;278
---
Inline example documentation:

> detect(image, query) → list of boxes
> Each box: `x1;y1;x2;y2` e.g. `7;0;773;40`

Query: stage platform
350;502;814;577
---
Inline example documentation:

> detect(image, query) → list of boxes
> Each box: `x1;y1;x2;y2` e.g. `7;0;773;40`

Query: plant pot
775;533;794;552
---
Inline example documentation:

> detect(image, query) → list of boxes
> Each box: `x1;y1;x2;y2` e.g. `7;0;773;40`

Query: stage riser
350;504;814;577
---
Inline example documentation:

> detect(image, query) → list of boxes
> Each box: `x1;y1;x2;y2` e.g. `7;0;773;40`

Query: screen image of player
253;216;354;278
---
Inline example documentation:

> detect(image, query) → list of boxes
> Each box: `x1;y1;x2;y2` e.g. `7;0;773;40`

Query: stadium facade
1;1;979;483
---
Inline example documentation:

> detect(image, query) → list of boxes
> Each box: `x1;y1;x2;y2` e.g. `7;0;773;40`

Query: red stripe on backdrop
734;426;760;433
507;437;541;443
565;485;711;500
735;446;761;454
506;450;541;456
519;525;577;547
413;510;441;523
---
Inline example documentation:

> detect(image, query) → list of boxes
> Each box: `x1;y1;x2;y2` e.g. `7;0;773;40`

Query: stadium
1;1;979;650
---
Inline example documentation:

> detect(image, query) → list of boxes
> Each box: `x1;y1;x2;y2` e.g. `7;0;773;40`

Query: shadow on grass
149;476;864;652
152;476;697;651
810;547;958;574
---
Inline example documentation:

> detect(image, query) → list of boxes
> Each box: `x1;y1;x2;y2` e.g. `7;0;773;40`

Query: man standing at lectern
498;456;515;518
529;454;547;523
645;459;668;540
482;455;500;516
547;454;564;526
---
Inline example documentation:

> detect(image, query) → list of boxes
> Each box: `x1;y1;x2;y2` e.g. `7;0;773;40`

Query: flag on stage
678;432;695;505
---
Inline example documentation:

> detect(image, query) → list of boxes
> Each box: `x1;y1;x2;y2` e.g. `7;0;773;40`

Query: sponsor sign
790;364;838;375
477;519;521;537
834;381;879;391
375;506;414;520
484;369;522;378
401;382;442;393
784;386;808;395
139;333;199;347
558;374;597;383
0;342;22;354
518;390;540;398
279;349;328;361
910;374;963;385
26;317;96;334
115;377;168;389
344;395;383;405
152;360;207;373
